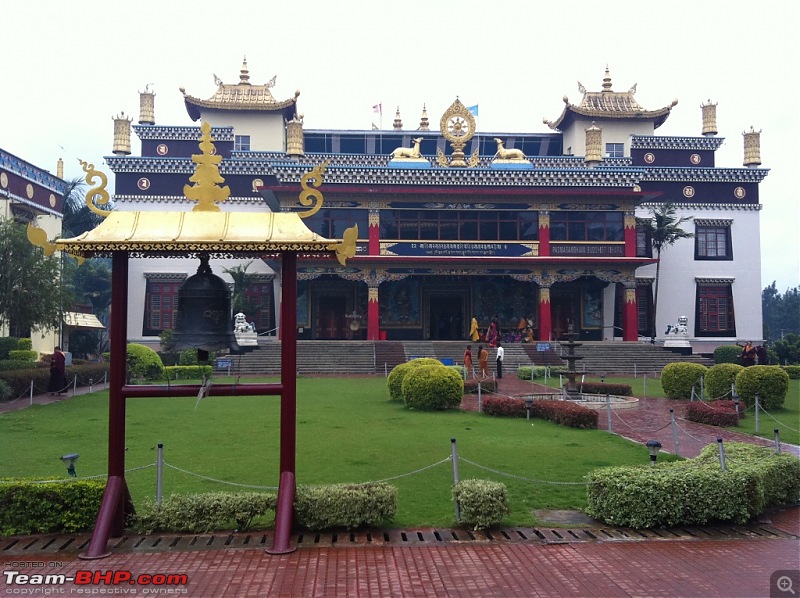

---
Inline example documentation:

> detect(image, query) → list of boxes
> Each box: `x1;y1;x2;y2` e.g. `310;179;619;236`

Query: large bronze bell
172;255;238;358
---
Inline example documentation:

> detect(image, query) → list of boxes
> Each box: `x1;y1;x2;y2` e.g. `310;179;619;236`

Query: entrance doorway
317;296;346;339
428;295;464;340
550;290;577;340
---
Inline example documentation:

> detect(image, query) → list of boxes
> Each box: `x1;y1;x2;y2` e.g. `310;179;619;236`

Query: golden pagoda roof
180;58;299;121
54;210;335;257
544;68;678;131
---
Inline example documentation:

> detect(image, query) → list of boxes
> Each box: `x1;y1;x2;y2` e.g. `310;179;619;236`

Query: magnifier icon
778;576;796;595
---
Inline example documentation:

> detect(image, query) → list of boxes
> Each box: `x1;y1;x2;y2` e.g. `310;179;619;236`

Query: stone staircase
220;340;712;376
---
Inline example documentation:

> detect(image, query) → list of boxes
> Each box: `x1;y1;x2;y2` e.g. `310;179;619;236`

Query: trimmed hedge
704;363;744;400
516;366;548;380
386;358;442;402
482;396;598;429
735;365;790;410
0;337;20;360
579;382;632;396
713;344;743;364
8;350;37;362
453;479;510;530
0;480;105;535
294;483;397;530
131;492;276;533
684;401;739;427
0;362;109;397
402;364;464;410
0;379;12;401
661;362;708;399
164;365;213;380
0;360;47;372
586;442;800;528
783;365;800;380
127;343;166;381
17;338;32;350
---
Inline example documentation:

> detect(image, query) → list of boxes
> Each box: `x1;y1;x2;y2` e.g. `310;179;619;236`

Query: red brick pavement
1;536;797;597
465;376;800;459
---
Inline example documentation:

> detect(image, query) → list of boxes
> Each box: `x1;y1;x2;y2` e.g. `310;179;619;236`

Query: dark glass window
696;225;732;260
302;209;369;239
605;143;624;158
550;211;624;241
234;135;251;151
243;282;273;333
378;210;538;241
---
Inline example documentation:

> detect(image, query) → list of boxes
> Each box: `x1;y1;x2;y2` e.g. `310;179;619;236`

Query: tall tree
223;261;257;315
762;282;800;341
644;203;693;341
0;219;72;335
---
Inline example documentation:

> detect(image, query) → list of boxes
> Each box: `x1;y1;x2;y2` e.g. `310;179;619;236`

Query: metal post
690;385;695;402
451;438;460;522
634;363;637;377
477;383;482;413
156;443;164;505
774;429;782;455
72;375;77;395
643;373;647;399
717;438;727;472
89;378;93;393
755;394;760;433
670;409;680;457
385;362;388;377
700;375;705;400
29;380;34;406
606;394;612;432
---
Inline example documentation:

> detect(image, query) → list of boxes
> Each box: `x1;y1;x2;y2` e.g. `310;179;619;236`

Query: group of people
738;341;768;367
470;316;535;347
463;342;504;379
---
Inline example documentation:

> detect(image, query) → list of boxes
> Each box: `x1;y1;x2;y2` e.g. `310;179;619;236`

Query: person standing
496;342;504;379
478;345;489;378
463;345;474;379
469;317;480;342
48;346;67;395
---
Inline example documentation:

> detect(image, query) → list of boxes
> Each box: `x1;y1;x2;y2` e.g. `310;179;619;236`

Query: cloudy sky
3;0;798;290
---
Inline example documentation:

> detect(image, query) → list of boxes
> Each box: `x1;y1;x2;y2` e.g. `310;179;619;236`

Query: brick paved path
465;377;800;458
1;533;797;597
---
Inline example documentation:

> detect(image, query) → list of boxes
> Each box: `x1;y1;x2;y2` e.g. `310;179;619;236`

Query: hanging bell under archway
172;255;238;360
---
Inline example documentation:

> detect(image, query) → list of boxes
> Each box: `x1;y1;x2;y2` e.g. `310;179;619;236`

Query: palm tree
645;203;693;342
223;261;256;315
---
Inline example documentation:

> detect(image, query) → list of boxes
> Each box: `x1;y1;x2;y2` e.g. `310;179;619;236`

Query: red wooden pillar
623;285;638;341
624;212;636;257
270;251;298;554
80;251;132;560
538;286;552;341
367;285;380;340
368;210;380;255
538;212;550;257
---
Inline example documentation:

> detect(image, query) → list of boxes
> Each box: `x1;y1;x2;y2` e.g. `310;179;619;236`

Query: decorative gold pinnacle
183;122;231;211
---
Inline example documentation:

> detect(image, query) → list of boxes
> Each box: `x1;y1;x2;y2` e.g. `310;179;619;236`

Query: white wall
202;112;286;152
562;117;655;157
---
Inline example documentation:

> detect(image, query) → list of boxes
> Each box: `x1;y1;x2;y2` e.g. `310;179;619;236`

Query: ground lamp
60;453;79;477
48;122;356;559
646;439;662;465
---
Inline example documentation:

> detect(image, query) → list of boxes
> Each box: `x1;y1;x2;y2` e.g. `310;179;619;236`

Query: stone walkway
464;376;800;458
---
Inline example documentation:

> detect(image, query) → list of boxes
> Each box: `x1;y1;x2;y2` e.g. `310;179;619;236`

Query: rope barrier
27;463;156;484
459;456;591;486
163;462;278;490
757;404;800;433
611;407;672;434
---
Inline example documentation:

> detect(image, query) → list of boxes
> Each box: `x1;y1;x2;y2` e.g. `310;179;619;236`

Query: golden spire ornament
183;121;231;211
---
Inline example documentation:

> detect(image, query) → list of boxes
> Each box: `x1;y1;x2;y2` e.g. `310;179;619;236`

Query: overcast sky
3;0;798;290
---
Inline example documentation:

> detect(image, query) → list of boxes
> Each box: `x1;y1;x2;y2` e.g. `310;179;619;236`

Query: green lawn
0;376;677;528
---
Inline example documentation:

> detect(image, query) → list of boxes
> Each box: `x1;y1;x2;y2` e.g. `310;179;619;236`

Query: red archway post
80;251;132;559
537;287;552;342
268;251;298;554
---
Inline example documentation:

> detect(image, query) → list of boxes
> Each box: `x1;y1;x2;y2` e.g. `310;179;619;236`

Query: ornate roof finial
743;126;762;168
239;56;250;85
701;99;718;136
183;122;231;211
418;104;430;131
602;66;612;92
393;106;403;130
584;121;603;166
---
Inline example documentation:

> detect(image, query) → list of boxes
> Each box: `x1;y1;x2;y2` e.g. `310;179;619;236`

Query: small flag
467;104;479;117
372;123;379;130
373;103;382;115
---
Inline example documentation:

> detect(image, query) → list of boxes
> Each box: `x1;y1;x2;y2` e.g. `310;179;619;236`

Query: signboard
536;343;551;352
382;242;537;258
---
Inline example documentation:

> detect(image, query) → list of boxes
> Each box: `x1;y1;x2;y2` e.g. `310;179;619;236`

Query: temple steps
222;340;712;376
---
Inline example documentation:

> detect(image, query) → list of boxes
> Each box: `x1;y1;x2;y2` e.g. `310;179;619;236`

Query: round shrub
386;358;441;402
735;365;789;410
126;343;165;381
704;363;744;400
16;338;33;351
401;364;464;410
660;362;708;399
713;345;742;364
